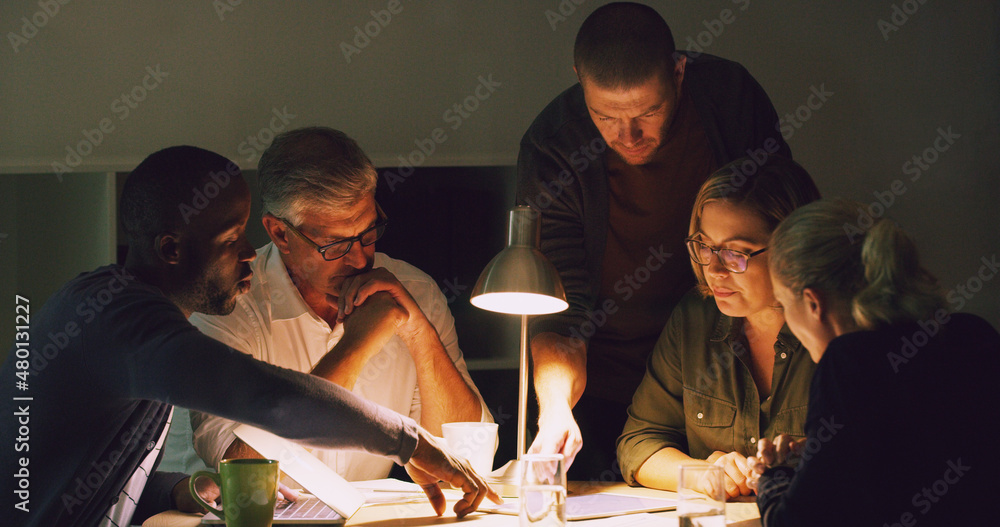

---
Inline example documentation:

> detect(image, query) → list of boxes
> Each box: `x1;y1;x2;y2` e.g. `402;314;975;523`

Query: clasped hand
705;450;756;498
332;268;428;343
747;434;801;492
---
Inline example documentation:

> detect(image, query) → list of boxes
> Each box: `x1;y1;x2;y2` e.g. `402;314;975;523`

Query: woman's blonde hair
769;198;947;329
688;155;821;295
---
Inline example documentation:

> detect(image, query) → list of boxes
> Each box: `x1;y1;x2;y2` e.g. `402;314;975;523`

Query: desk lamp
470;205;567;495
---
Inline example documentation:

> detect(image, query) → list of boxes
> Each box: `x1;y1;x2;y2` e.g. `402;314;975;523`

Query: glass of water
519;453;566;526
677;464;726;527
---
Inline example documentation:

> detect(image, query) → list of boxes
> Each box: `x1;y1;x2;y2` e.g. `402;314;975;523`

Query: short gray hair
258;126;377;224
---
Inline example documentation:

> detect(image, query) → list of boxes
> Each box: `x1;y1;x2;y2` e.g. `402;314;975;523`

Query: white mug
441;422;498;475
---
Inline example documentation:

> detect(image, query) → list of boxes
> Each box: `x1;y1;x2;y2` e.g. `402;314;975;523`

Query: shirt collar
710;309;733;342
259;242;315;321
708;305;804;355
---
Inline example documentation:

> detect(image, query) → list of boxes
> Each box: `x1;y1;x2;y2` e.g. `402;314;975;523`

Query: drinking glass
677;464;726;527
519;454;566;526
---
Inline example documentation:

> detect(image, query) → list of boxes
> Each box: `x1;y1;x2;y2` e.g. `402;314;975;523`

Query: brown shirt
616;289;815;484
588;91;717;403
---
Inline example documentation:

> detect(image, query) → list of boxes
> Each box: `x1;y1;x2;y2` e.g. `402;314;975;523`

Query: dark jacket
516;52;790;342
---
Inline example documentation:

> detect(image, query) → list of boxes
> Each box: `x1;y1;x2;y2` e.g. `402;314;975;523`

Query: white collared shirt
189;243;489;481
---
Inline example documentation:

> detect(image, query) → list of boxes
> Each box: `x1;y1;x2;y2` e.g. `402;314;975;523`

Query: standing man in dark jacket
516;2;790;480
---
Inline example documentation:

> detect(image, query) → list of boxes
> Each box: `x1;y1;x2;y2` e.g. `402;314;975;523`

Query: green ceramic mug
190;458;278;527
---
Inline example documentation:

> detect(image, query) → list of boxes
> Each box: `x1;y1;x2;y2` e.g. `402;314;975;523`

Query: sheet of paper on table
352;478;428;505
483;492;677;520
574;513;671;526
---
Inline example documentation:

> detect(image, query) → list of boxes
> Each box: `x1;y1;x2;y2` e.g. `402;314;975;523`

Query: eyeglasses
280;203;388;261
686;237;767;274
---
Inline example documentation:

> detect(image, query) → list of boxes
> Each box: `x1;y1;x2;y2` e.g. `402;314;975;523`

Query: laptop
200;424;366;525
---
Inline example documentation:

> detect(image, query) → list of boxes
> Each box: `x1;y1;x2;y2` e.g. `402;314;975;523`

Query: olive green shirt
617;289;817;485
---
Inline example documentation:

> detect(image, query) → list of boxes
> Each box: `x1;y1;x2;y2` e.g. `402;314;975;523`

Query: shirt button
147;441;156;450
750;437;757;444
780;352;787;360
696;412;704;419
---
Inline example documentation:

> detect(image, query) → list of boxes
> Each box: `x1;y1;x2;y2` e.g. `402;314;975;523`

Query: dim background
2;1;998;364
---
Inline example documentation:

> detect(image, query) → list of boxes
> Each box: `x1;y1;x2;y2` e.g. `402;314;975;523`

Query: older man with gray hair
190;126;490;480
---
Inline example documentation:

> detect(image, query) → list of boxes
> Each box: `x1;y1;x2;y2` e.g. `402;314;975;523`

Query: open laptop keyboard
273;496;343;520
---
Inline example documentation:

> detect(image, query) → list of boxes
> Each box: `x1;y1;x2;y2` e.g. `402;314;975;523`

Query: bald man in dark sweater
517;3;790;480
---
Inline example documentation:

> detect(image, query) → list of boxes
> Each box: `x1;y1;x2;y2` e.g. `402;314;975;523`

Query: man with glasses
189;127;490;481
0;145;497;526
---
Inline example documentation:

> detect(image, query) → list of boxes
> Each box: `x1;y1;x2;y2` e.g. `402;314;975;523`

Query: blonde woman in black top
750;199;999;526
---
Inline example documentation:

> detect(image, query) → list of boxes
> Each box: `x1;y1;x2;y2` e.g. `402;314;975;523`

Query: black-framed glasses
280;203;388;261
686;237;767;274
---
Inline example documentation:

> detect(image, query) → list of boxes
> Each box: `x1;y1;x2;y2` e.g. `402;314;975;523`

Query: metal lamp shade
469;206;567;495
470;206;568;314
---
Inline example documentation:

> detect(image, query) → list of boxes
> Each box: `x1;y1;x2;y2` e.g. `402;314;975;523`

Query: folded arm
334;268;484;435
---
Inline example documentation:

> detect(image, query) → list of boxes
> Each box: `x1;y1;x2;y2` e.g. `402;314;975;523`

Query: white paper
351;478;427;505
484;492;677;520
576;513;676;526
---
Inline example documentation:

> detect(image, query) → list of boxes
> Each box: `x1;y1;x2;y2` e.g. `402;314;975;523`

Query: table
144;481;761;526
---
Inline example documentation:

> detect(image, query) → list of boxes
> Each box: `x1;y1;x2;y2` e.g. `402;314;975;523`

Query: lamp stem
517;313;529;459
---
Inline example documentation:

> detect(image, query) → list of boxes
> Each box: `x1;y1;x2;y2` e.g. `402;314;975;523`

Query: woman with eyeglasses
617;155;821;498
746;199;999;526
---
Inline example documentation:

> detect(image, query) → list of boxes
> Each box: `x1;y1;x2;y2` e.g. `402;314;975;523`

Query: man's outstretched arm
528;332;587;468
